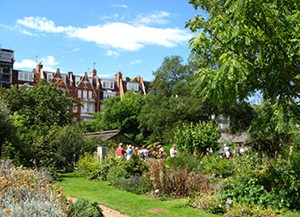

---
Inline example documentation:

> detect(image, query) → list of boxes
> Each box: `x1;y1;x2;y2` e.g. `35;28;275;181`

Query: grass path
56;174;218;217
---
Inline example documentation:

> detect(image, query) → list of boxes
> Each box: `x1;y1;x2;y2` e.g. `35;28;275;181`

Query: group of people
116;142;178;160
115;143;150;160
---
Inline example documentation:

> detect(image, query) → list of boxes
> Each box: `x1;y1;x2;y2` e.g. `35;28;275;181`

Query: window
89;91;93;99
101;80;114;89
73;104;78;113
77;90;82;98
18;71;34;82
127;82;139;91
62;74;67;83
103;91;116;99
100;104;104;113
83;90;87;99
47;73;53;82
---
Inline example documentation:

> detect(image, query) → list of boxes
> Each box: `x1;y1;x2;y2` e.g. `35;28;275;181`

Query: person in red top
116;143;126;158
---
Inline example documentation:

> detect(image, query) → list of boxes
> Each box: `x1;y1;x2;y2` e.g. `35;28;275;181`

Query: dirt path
68;197;130;217
99;204;130;217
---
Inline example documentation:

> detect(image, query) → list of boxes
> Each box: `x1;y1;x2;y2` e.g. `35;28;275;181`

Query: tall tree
88;91;145;143
187;0;300;104
0;99;15;156
0;80;76;166
186;0;300;150
138;56;215;143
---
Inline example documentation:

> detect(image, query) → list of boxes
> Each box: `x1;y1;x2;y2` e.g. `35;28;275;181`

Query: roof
218;133;249;144
85;130;132;143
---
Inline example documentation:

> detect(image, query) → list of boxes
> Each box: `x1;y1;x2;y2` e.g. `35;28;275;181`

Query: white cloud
130;59;141;65
16;16;191;52
105;50;120;57
16;17;73;33
14;59;36;69
69;23;190;51
111;4;128;9
134;11;170;25
14;55;59;72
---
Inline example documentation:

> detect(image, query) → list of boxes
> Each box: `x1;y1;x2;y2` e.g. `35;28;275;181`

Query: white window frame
47;73;53;82
88;91;93;99
18;71;34;82
83;90;87;99
103;91;116;99
127;82;139;91
77;90;82;98
101;80;114;89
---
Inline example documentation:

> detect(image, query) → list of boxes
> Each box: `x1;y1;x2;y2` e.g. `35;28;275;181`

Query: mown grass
56;173;218;217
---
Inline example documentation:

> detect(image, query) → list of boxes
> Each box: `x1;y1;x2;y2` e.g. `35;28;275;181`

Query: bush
89;157;119;180
67;198;103;217
166;153;201;171
77;153;99;177
173;121;219;156
107;166;129;188
146;159;212;198
199;154;234;178
0;160;68;216
121;175;149;195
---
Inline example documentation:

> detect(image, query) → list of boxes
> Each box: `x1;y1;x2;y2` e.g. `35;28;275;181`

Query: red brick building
3;49;150;122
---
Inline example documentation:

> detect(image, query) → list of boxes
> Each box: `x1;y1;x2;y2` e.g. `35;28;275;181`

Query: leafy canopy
187;0;300;104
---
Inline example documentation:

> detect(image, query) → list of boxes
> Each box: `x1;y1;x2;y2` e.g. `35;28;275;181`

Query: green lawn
56;174;219;217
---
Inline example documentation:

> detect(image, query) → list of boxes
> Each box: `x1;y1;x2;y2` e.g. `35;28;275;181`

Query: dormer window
101;80;114;89
127;82;139;91
18;71;34;82
47;73;53;82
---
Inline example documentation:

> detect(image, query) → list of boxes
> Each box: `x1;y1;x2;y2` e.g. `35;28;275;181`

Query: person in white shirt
170;144;178;157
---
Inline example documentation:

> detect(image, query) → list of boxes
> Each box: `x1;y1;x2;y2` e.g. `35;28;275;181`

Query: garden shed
85;129;132;144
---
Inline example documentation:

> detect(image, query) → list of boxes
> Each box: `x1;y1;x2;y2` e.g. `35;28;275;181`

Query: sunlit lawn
56;174;219;217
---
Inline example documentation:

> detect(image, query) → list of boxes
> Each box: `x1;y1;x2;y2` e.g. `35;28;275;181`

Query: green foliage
146;160;212;198
67;198;103;217
88;91;145;142
173;121;219;155
0;81;77;167
249;100;300;153
200;154;234;178
217;148;300;210
166;153;201;171
77;153;100;177
106;154;149;194
89;157;119;180
187;0;300;104
0;100;15;154
138;55;215;142
0;160;68;216
107;165;129;188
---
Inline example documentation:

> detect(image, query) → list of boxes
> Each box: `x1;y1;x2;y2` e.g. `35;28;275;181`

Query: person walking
116;143;126;159
223;143;230;159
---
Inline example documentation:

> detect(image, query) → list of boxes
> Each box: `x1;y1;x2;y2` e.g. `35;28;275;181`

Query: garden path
68;197;130;217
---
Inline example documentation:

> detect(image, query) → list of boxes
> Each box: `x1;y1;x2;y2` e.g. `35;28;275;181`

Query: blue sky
0;0;205;81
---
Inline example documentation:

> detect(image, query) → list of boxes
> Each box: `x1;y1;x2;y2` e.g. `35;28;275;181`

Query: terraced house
1;48;150;122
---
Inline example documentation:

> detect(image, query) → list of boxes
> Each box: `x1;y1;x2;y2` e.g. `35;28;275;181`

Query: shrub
0;160;68;216
146;159;212;198
77;153;99;177
89;157;119;180
107;166;129;188
199;154;234;178
173;121;219;156
121;175;149;195
67;198;103;217
166;153;201;171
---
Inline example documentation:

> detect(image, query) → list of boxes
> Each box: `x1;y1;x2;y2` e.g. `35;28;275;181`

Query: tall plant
173;121;219;156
